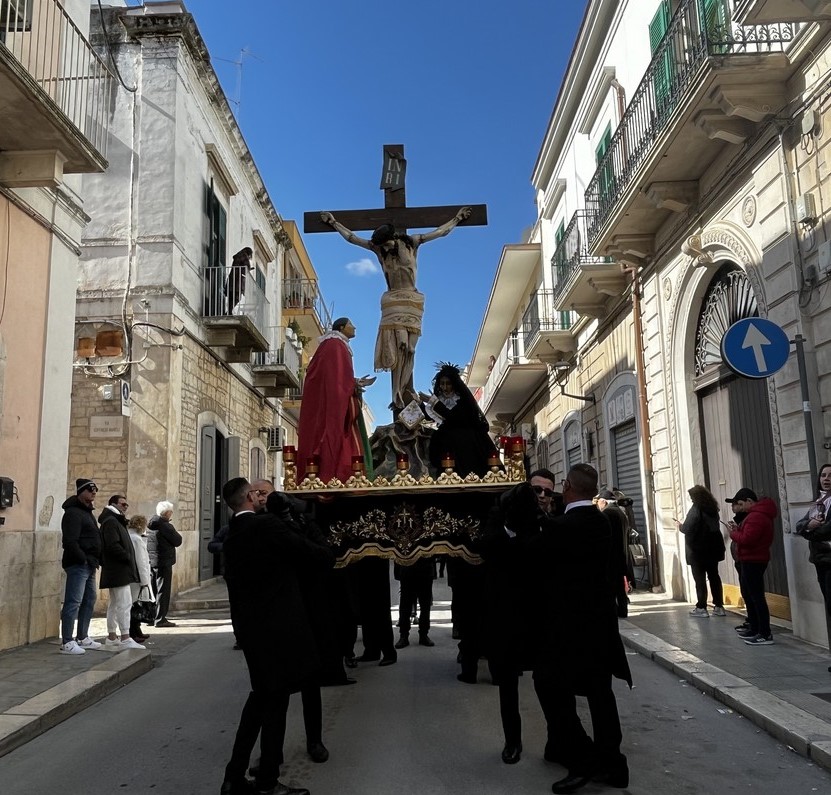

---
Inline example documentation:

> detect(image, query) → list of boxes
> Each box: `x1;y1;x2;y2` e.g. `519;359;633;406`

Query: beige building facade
0;0;113;650
470;0;831;646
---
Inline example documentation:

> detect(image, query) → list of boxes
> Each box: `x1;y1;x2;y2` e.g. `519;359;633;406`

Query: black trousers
739;560;770;636
814;564;831;649
490;658;521;745
397;575;433;636
356;558;394;657
225;688;290;789
152;564;173;622
690;559;723;608
533;670;624;775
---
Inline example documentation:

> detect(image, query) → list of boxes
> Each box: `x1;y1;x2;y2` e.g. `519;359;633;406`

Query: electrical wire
96;0;138;93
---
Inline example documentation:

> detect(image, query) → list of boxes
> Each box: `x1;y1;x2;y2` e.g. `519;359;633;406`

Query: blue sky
179;0;588;426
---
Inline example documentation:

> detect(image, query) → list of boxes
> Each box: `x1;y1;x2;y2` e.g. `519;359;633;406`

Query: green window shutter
595;124;614;205
650;2;673;122
701;0;729;53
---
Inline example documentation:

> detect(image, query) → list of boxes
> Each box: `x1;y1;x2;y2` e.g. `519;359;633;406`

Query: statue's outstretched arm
414;206;472;245
320;211;372;251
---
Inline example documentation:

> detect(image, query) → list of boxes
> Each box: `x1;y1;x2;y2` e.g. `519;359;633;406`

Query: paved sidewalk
2;578;831;774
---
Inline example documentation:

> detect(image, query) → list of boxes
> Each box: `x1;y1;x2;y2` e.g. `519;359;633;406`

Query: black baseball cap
725;488;757;503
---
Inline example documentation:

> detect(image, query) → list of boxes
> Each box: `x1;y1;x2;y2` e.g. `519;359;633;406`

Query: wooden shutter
650;2;673;123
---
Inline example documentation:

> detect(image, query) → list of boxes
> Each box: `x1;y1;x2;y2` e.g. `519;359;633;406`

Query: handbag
629;543;647;567
131;585;156;624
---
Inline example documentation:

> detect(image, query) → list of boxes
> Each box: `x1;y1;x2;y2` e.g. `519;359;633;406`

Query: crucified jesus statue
320;206;472;411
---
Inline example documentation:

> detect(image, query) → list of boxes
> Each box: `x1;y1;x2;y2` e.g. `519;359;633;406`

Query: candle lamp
351;455;365;473
305;456;320;476
487;453;501;468
396;453;409;471
440;453;455;471
282;445;296;462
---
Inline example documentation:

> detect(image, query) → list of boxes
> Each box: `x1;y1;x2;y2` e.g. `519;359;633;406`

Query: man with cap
727;487;778;645
725;493;750;632
59;479;103;654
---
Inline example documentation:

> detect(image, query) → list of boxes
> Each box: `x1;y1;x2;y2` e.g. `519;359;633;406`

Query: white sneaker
104;637;123;649
60;640;85;655
120;638;146;650
689;607;709;617
78;637;102;649
712;606;727;617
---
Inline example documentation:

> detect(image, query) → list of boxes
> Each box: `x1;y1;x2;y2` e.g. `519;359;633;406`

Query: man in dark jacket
728;487;778;645
99;495;143;650
148;500;183;627
524;464;632;794
219;477;331;795
60;478;103;655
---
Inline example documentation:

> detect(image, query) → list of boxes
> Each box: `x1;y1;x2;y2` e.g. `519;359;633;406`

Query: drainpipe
611;79;628;161
620;261;661;591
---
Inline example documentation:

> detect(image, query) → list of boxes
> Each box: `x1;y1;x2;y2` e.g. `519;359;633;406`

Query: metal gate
611;420;646;542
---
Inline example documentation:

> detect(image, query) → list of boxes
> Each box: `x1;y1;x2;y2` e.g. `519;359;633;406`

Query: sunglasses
532;485;555;497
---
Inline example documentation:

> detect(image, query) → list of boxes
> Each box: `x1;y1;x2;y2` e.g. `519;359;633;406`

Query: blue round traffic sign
720;317;790;379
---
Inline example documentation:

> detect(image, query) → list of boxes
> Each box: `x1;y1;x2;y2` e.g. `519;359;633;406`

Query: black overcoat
223;511;334;693
522;504;632;692
98;508;140;589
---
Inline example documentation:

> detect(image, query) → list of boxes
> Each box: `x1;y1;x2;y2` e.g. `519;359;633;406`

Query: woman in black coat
148;501;183;627
795;463;831;670
419;363;500;478
677;485;726;617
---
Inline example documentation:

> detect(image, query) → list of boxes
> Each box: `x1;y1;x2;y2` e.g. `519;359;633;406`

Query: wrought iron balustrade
522;289;574;350
481;331;523;409
1;0;112;155
203;264;269;337
550;210;610;305
252;331;302;374
584;0;797;248
282;277;332;330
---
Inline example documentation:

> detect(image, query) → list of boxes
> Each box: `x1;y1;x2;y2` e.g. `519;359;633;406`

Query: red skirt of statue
297;335;363;484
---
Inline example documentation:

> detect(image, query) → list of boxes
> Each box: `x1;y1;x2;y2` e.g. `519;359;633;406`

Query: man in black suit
219;477;333;795
523;463;632;794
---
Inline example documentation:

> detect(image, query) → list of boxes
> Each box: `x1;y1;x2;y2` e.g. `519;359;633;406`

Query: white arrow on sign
741;322;772;373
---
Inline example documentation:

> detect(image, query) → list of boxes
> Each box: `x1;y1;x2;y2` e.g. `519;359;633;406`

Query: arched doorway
692;265;789;617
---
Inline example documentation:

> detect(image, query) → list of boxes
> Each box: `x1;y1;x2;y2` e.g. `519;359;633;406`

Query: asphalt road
0;602;830;795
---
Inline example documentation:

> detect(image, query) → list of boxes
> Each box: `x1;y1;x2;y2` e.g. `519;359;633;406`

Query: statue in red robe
297;318;375;484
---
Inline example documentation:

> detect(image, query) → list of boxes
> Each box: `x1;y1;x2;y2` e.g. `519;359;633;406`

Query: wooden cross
303;144;487;234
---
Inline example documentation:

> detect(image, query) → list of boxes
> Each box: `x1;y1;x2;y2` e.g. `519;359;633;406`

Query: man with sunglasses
529;468;563;517
59;478;103;655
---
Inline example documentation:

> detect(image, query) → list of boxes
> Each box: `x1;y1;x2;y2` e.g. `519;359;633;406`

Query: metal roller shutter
612;420;646;543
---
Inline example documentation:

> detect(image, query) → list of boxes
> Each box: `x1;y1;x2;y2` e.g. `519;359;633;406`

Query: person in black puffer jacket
59;478;103;655
148;500;183;627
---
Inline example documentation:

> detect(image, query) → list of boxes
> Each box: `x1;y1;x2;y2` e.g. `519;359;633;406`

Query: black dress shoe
394;636;409;649
551;772;592;794
344;655;357;668
418;634;435;647
355;652;380;662
457;672;477;684
307;741;329;763
501;743;522;764
220;777;254;794
379;653;397;666
155;619;176;628
592;756;629;788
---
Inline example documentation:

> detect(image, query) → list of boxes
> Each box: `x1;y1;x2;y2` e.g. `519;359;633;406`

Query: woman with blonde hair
676;485;726;617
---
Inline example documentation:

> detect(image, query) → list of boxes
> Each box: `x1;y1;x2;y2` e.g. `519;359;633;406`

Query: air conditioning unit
263;426;283;452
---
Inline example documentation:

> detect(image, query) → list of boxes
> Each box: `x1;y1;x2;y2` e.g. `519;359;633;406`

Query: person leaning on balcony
296;317;375;484
226;246;253;314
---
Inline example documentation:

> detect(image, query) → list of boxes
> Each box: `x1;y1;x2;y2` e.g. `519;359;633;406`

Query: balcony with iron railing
202;265;270;362
478;329;547;420
0;0;113;185
282;277;332;340
549;209;624;317
251;329;302;397
522;289;577;363
583;0;801;255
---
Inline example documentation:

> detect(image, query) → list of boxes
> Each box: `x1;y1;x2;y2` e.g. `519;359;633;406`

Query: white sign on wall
90;415;124;439
120;379;131;417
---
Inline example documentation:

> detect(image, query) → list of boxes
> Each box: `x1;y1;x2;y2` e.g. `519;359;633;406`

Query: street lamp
552;360;595;404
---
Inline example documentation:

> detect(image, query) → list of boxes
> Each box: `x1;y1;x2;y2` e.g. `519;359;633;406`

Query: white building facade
470;0;831;645
69;1;311;595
